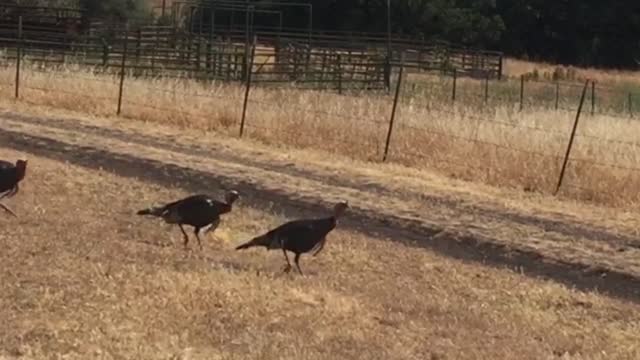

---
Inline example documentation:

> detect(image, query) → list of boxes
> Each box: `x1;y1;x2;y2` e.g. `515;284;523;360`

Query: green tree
79;0;150;24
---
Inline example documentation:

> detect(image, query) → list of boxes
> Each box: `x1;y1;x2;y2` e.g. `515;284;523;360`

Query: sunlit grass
1;60;640;208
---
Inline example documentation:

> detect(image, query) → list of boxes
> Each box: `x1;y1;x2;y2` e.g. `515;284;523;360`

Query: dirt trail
1;110;639;302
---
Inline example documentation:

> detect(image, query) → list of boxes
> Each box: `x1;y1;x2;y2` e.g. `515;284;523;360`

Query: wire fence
2;32;640;208
403;70;640;118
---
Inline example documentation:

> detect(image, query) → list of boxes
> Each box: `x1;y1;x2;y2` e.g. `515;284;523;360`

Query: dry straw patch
0;147;639;359
504;58;640;86
1;62;640;208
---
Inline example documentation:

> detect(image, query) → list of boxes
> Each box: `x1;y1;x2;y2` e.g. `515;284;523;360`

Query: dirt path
1;110;640;303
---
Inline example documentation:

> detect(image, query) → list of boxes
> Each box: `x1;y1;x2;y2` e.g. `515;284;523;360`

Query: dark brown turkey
235;201;348;275
137;190;239;250
0;159;27;217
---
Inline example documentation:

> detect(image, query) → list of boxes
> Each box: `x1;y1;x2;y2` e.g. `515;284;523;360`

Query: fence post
383;55;391;93
382;54;404;162
337;54;342;95
14;16;22;99
152;27;159;72
135;28;141;65
554;80;590;195
555;81;560;110
519;75;524;111
590;81;595;116
451;69;457;103
629;93;633;118
484;73;489;104
117;26;129;116
101;38;109;67
239;36;256;138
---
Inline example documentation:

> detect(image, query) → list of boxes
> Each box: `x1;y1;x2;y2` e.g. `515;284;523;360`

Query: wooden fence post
14;16;22;99
117;27;129;116
554;80;590;195
239;36;256;138
382;54;404;162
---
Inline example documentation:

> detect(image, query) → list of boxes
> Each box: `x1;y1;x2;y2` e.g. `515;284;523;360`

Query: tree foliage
79;0;150;24
88;0;639;68
248;0;639;68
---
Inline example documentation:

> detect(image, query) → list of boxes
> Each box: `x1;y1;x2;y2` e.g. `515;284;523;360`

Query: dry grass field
503;58;640;86
1;55;640;357
1;62;640;210
1;8;640;358
1;147;640;359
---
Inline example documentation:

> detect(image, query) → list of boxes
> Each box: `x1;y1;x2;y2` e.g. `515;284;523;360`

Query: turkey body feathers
0;160;26;196
236;216;337;253
0;159;27;217
136;192;238;250
137;194;231;227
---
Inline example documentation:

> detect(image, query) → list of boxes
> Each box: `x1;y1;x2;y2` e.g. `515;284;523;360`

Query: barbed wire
245;121;383;152
8;49;640;190
140;81;244;102
402;100;572;137
122;99;240;122
396;147;497;175
568;157;640;173
574;133;640;150
246;96;389;126
23;85;117;101
395;121;564;161
25;68;119;84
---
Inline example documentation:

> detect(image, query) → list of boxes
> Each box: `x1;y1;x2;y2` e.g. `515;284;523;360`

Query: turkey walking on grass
235;201;349;275
0;159;27;217
137;190;239;250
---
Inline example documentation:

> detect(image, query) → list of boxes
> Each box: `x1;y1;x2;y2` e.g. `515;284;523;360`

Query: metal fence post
383;54;391;93
554;80;590;195
519;74;524;111
590;81;595;116
239;36;256;138
629;93;633;118
484;73;489;104
555;81;560;110
14;16;22;99
382;54;404;162
451;69;457;103
117;26;129;115
337;54;342;94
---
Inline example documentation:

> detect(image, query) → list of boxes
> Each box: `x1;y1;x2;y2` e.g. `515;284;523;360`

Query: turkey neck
16;167;26;182
220;201;234;214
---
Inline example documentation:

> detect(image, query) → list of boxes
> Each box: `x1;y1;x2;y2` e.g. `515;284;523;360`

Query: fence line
4;34;640;204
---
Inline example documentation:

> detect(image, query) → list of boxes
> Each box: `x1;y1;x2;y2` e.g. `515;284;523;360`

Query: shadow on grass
4;110;638;250
1;127;639;304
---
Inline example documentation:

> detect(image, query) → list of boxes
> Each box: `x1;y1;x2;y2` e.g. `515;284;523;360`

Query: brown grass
504;58;640;86
1;60;640;211
0;147;639;359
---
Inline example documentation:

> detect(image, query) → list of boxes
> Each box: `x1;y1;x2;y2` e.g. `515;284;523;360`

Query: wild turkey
137;190;239;250
235;201;348;275
0;159;27;217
